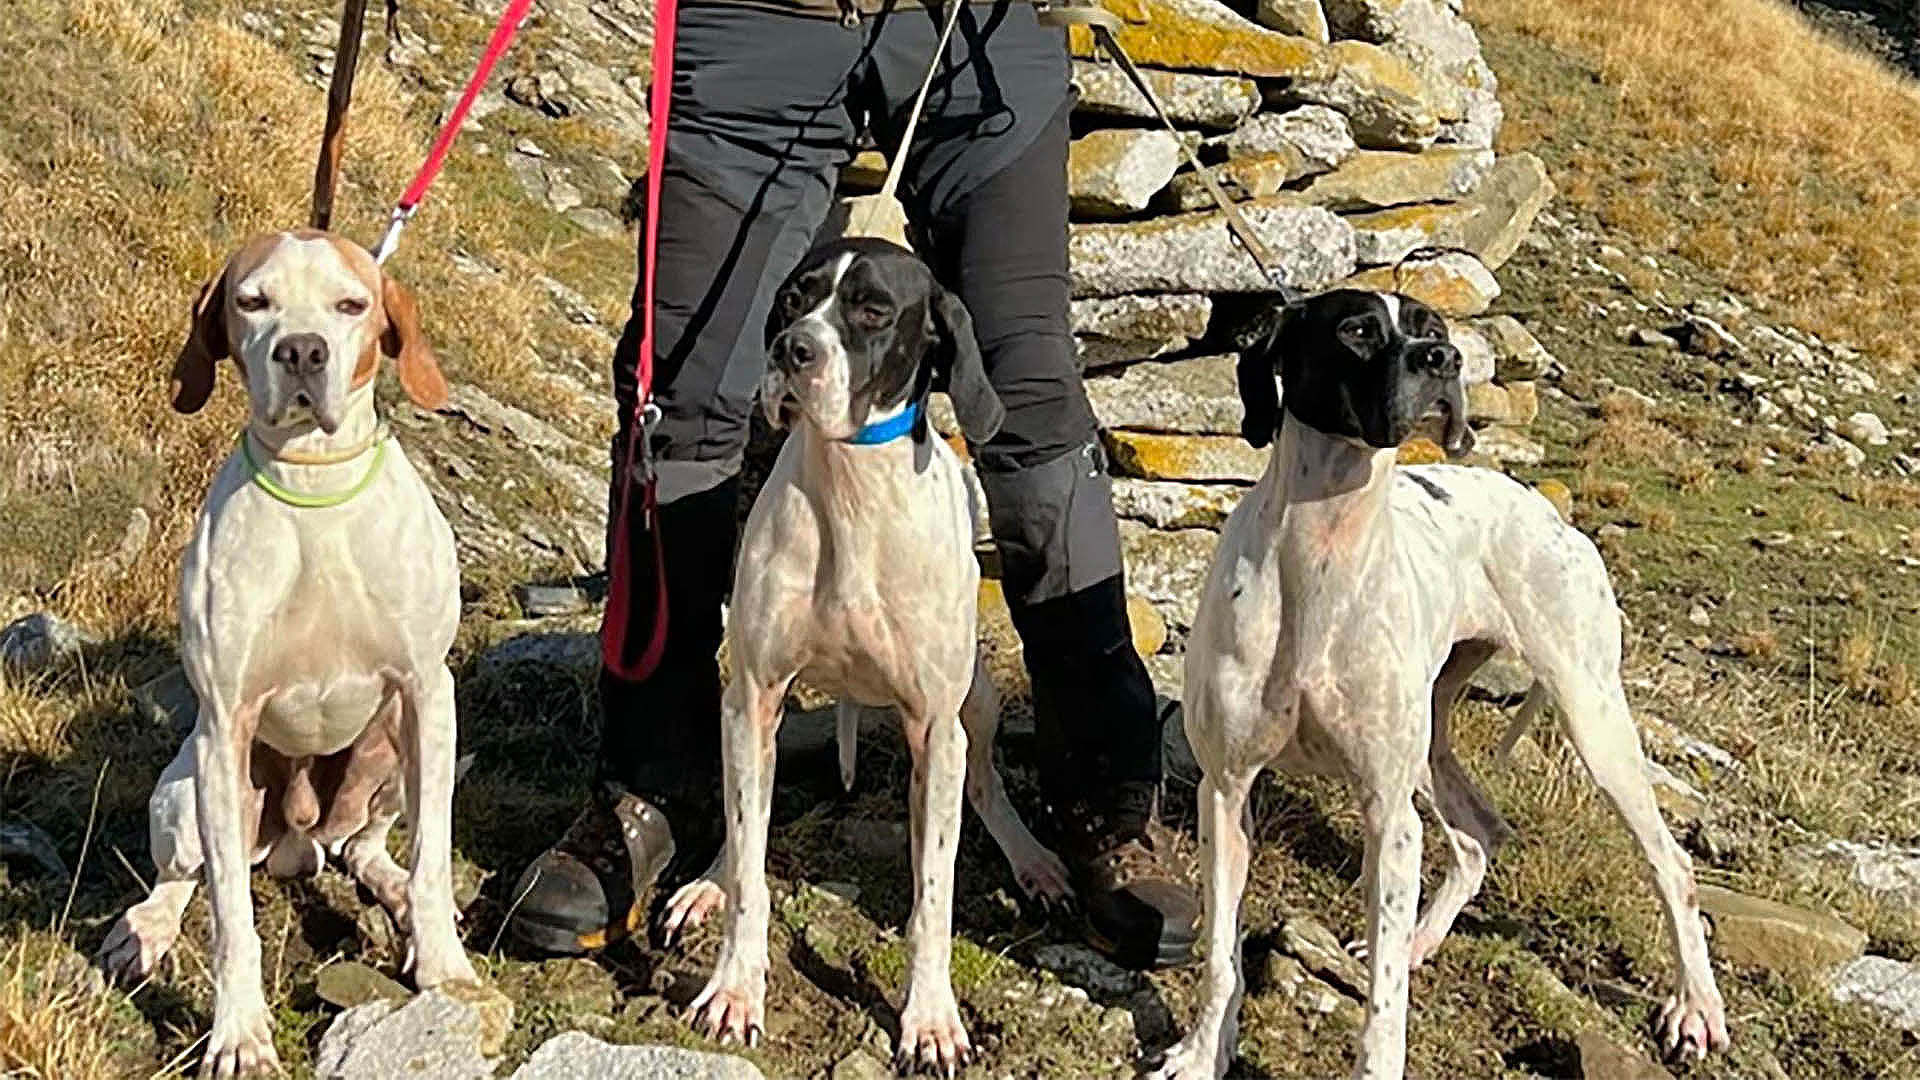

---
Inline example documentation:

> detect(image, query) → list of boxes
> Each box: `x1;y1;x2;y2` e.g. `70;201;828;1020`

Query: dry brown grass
0;0;617;640
1482;0;1920;373
0;933;167;1079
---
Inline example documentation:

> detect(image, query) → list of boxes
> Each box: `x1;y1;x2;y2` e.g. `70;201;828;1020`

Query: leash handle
1089;25;1300;298
374;0;536;263
600;0;680;681
312;0;372;231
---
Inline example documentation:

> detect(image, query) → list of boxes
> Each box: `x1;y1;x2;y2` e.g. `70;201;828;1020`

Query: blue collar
845;402;920;445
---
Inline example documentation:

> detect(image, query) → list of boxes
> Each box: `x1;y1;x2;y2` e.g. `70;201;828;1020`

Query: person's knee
976;443;1123;607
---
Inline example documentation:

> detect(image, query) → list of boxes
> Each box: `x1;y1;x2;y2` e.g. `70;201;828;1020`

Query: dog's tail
837;701;859;792
1494;681;1551;761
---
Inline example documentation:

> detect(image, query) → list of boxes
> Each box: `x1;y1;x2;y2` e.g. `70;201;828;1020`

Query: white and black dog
1153;290;1728;1079
661;238;1072;1073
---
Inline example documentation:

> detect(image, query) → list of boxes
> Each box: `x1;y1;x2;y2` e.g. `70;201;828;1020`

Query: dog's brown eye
336;298;369;316
235;294;269;313
857;305;891;328
780;290;804;318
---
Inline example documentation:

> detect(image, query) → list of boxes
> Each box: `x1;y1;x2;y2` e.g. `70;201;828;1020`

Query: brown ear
170;271;228;413
380;274;448;409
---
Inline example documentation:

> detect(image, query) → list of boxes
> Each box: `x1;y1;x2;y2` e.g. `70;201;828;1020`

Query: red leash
372;0;538;264
599;0;678;680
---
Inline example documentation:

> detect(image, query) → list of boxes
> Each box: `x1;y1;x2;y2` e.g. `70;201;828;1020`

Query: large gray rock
1213;105;1356;174
1119;521;1219;630
1070;61;1259;131
1270;40;1446;149
1112;479;1246;530
1472;315;1557;382
1809;840;1920;914
1343;153;1553;268
1070;129;1185;216
1293;147;1494;211
1085;355;1242;434
1071;294;1213;364
1106;431;1267;483
316;991;494;1080
477;631;598;684
511;1032;766;1078
1833;956;1920;1031
1323;0;1501;148
1697;884;1867;976
1071;201;1356;296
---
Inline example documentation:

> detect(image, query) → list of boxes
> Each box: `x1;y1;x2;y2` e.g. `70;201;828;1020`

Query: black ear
931;284;1004;444
1237;305;1290;449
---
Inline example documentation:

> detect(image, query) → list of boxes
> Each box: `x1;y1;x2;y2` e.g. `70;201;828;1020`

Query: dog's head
169;230;448;433
761;237;1003;445
1236;289;1472;456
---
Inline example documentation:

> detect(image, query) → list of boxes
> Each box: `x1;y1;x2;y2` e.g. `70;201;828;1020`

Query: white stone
1214;105;1357;174
1832;956;1920;1031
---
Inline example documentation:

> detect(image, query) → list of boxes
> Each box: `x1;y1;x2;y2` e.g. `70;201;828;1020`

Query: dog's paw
201;999;278;1078
1147;1035;1227;1080
410;943;478;990
661;878;726;946
1011;849;1075;911
1658;987;1730;1061
97;903;182;984
687;966;767;1048
896;991;973;1077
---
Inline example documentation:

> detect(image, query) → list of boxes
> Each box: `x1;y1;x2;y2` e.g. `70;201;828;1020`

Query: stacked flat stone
904;0;1559;641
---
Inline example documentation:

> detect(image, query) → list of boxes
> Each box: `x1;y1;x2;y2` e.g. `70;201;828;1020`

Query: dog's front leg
895;702;972;1074
1352;742;1424;1080
1151;764;1259;1080
401;664;476;988
689;674;787;1046
192;691;278;1078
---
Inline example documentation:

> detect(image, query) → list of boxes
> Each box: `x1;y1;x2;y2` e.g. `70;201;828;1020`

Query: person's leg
510;2;862;956
871;2;1197;969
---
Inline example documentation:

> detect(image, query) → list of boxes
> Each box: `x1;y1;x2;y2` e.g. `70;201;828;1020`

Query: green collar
239;429;389;509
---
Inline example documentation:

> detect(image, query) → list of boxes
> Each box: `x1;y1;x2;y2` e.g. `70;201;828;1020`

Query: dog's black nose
272;333;329;375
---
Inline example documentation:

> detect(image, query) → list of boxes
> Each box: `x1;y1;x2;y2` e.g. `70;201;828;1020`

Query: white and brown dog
657;237;1071;1073
1153;290;1729;1079
97;231;473;1077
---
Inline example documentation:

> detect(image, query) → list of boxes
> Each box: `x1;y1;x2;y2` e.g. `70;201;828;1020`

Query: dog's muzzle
266;332;347;434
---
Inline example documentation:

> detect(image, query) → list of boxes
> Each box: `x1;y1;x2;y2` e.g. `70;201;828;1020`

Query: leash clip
370;204;415;265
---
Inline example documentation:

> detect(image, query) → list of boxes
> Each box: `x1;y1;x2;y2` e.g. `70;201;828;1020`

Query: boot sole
1085;923;1199;971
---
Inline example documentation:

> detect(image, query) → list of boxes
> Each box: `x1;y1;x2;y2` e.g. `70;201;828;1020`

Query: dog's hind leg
959;655;1071;905
894;697;974;1074
1543;660;1727;1060
1412;642;1515;969
689;672;789;1047
98;741;203;982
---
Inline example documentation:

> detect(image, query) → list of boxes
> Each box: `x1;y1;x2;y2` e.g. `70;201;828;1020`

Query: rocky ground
8;1;1920;1078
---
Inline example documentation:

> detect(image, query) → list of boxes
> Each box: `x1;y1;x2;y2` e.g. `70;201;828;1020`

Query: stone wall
470;0;1563;650
908;0;1559;642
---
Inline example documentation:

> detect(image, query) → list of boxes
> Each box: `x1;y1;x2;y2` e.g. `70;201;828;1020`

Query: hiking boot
1056;783;1199;970
507;783;676;955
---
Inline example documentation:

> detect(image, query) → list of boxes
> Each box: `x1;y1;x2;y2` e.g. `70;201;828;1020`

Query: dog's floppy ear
380;273;449;410
1236;304;1291;449
930;284;1003;445
170;270;229;414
